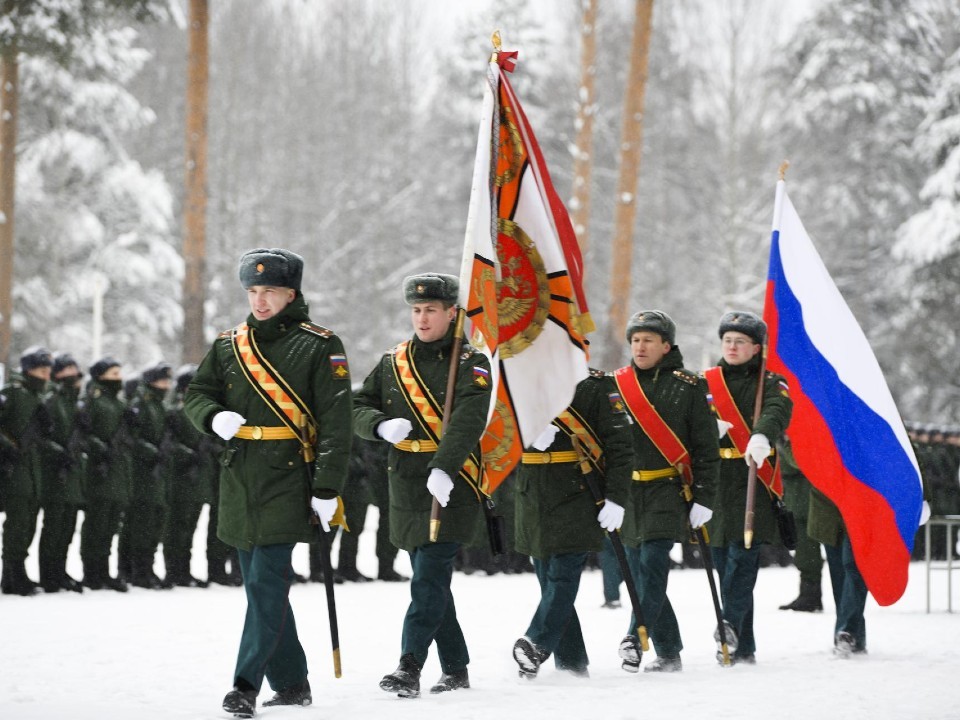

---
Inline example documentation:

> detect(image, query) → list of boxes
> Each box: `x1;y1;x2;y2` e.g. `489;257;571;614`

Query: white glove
377;418;413;444
211;411;245;441
744;433;771;466
426;468;454;507
597;500;625;532
919;500;931;526
531;424;560;451
311;497;339;532
689;502;713;529
717;419;734;438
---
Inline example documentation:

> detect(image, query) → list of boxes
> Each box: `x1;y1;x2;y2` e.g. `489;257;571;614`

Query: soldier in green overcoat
613;311;719;673
37;353;86;593
185;248;353;718
122;362;173;589
0;346;53;596
162;364;208;588
353;272;491;699
511;369;633;679
78;357;131;592
704;311;792;665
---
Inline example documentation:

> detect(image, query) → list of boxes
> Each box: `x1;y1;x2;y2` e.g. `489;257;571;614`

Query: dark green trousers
164;494;203;564
401;542;469;674
625;539;683;658
794;515;823;586
825;536;867;651
712;543;761;657
80;499;123;572
1;495;39;563
236;543;307;692
39;503;79;582
527;553;589;671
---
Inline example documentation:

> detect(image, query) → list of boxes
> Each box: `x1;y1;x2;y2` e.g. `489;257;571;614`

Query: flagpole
746;161;790;548
430;308;466;543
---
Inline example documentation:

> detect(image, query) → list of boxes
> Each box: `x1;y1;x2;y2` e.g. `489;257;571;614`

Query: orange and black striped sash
231;323;316;446
390;341;484;497
553;408;604;475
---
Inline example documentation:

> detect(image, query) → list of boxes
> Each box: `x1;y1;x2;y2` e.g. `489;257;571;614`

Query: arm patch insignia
330;354;350;380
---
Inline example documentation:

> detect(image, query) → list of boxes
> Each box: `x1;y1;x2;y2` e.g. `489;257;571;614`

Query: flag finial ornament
492;30;502;52
778;160;790;182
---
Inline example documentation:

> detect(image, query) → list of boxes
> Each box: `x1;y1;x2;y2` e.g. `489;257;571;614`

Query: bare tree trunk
570;0;598;252
0;41;18;368
602;0;654;370
182;0;209;363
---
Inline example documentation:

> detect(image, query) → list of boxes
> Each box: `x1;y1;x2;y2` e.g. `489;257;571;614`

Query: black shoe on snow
644;656;682;673
60;574;83;593
429;669;470;694
714;620;738;653
618;634;642;673
380;654;421;698
262;679;311;707
222;687;257;718
779;594;823;612
335;567;372;583
513;637;547;679
104;576;129;593
557;665;590;678
601;599;622;609
377;567;410;582
833;631;856;658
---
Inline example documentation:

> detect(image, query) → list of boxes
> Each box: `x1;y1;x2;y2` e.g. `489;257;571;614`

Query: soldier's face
411;301;455;343
721;331;761;366
101;366;123;381
26;366;51;381
247;285;296;321
630;331;670;370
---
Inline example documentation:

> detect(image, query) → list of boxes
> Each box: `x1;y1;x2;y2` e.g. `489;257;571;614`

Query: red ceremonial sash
703;366;782;498
390;341;484;498
612;366;693;485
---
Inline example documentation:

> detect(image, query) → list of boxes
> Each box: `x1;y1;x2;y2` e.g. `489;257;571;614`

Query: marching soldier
511;369;633;679
0;346;54;596
185;248;353;718
613;311;719;673
162;364;208;588
703;311;793;665
353;272;491;698
37;353;86;593
123;362;174;589
79;357;131;592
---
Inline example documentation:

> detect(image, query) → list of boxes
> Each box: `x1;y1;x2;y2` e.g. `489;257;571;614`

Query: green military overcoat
706;355;793;547
184;295;353;551
352;326;491;551
618;347;719;546
514;370;633;559
38;380;84;507
0;373;48;500
127;384;168;508
79;379;131;505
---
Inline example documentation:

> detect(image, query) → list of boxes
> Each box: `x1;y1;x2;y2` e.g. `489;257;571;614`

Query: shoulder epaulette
217;329;232;339
589;368;607;379
672;369;700;386
299;322;333;338
460;344;479;361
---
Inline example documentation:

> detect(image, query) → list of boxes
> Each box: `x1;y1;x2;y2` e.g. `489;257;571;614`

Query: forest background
2;0;959;425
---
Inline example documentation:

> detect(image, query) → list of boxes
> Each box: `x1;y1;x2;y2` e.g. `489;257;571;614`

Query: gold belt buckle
541;452;552;464
251;426;263;440
410;439;421;453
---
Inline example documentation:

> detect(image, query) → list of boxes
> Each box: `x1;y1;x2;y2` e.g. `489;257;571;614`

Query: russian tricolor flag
763;180;923;606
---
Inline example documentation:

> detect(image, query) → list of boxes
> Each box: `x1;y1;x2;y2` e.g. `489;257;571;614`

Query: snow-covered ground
2;507;958;720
